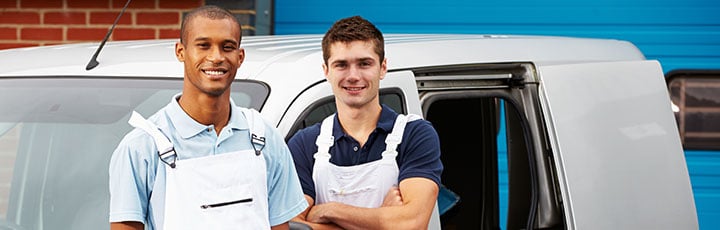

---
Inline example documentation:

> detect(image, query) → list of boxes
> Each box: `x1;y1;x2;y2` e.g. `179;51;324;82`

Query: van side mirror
667;70;720;150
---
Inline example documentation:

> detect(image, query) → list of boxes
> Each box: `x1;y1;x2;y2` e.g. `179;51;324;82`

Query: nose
207;46;225;64
347;65;361;80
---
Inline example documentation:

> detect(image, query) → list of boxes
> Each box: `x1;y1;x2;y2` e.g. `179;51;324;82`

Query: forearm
310;178;439;230
309;202;426;230
110;221;143;230
293;213;343;230
293;219;344;230
293;195;344;230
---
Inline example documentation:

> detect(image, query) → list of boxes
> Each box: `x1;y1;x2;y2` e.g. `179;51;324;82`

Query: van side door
537;60;697;229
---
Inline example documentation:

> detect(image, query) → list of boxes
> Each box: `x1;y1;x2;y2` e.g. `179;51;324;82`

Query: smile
203;70;226;75
344;86;365;91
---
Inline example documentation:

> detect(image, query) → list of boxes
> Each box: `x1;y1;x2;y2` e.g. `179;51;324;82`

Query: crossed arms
291;177;439;230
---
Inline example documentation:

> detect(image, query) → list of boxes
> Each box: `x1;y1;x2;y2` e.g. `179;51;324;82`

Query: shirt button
207;127;212;132
353;146;358;152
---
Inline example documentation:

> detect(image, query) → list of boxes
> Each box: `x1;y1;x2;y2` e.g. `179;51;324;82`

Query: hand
381;186;403;207
307;202;335;224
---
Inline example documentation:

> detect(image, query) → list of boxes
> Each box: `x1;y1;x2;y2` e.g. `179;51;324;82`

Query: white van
0;34;697;229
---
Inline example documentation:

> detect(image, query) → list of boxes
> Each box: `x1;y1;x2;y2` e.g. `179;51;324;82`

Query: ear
237;47;245;65
175;42;185;62
322;62;329;79
379;57;388;80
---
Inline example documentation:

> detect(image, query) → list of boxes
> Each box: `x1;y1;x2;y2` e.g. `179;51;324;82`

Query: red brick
114;0;155;9
20;0;62;8
67;0;110;9
90;12;132;25
0;42;39;50
0;1;18;8
21;27;63;40
113;28;155;40
67;28;109;41
137;12;180;25
159;0;202;9
44;42;68;46
0;27;17;40
159;28;180;39
44;12;87;25
0;11;41;24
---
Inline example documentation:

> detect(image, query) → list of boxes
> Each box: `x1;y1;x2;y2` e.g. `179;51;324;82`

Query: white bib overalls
128;109;271;230
312;114;441;229
313;114;418;207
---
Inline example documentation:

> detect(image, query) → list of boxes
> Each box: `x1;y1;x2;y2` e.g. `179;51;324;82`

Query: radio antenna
86;0;131;71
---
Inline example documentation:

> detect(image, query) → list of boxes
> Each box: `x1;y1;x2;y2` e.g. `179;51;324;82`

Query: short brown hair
321;15;385;65
180;5;241;44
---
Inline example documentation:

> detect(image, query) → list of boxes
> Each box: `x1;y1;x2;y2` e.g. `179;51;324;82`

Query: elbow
377;215;428;230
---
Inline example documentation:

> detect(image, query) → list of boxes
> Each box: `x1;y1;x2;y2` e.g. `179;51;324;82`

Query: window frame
666;69;720;150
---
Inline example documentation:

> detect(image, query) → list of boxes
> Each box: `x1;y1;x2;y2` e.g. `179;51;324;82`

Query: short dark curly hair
180;5;241;44
321;15;385;65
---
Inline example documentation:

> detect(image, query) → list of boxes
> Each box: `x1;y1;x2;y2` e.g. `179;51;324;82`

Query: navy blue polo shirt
287;105;443;200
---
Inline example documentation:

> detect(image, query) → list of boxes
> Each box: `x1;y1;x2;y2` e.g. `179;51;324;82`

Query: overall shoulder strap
240;108;266;156
128;111;177;168
385;113;423;152
314;114;335;159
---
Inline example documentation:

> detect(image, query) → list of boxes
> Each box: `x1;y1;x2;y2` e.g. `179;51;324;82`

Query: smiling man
287;16;444;230
108;5;307;230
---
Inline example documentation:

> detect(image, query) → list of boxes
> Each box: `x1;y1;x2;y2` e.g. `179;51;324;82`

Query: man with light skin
109;5;307;230
288;15;443;230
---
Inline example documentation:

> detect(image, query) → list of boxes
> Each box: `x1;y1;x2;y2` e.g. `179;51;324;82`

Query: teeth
346;87;363;90
205;70;224;75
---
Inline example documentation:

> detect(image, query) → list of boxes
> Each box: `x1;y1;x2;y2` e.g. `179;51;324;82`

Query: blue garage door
274;1;720;229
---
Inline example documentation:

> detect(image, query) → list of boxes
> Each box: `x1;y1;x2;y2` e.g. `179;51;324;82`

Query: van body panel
0;34;698;230
274;79;332;136
245;59;325;125
384;71;424;116
386;37;646;70
537;60;697;229
0;35;644;78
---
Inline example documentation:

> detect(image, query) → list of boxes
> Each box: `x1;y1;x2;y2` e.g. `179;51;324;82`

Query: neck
337;103;382;147
178;92;231;135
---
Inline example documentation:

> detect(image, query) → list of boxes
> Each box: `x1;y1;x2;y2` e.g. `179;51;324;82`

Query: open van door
537;60;697;229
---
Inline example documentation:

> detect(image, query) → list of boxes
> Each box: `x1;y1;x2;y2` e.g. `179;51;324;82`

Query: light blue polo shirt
109;93;307;229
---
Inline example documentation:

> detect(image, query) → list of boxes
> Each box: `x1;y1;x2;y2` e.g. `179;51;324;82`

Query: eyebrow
192;37;239;46
331;57;375;64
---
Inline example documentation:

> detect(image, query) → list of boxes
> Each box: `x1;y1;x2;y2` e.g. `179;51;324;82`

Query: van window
286;88;405;139
667;70;720;150
0;77;268;229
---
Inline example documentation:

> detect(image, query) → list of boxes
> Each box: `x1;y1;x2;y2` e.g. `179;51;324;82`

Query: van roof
0;34;645;80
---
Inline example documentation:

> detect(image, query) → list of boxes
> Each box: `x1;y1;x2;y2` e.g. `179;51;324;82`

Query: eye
360;61;372;67
333;62;347;68
224;44;237;51
196;43;210;49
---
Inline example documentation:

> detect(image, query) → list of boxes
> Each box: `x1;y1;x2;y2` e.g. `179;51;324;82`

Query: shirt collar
166;93;247;139
332;104;399;138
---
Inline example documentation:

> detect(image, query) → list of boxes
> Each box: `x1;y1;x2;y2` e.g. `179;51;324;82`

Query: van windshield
0;77;268;229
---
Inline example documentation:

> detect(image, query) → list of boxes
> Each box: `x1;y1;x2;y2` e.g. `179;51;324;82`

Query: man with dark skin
109;6;307;230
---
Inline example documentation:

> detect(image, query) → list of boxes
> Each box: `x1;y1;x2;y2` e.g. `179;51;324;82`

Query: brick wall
0;0;257;50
